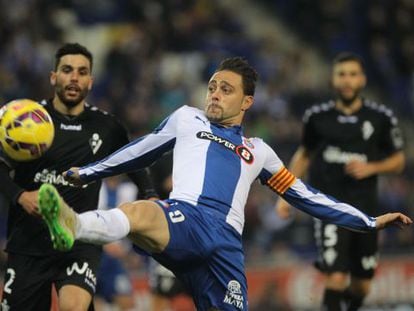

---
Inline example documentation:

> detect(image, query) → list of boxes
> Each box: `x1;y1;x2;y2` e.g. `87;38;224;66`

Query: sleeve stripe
267;167;296;194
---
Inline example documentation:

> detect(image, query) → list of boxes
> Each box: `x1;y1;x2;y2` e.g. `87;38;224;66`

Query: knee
59;301;90;311
349;278;372;297
325;272;349;291
118;200;159;232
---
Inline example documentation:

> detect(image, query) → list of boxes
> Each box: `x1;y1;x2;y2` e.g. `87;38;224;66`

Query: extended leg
38;183;170;253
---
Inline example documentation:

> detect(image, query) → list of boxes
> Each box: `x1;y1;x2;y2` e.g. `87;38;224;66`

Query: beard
205;104;224;123
55;84;89;108
335;87;362;106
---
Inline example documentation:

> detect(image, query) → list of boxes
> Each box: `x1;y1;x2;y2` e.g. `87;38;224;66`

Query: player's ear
361;73;367;88
241;95;254;112
50;71;56;86
88;76;94;91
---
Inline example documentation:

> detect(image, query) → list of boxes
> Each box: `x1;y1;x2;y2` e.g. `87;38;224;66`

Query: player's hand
63;167;83;186
17;190;41;217
376;212;412;230
276;199;292;219
345;160;375;180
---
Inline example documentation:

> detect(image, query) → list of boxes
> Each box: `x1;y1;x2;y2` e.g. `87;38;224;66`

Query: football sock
75;208;130;244
344;289;364;311
322;289;347;311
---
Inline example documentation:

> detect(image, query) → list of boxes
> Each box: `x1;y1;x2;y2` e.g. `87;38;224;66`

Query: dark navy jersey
2;99;132;255
302;99;404;214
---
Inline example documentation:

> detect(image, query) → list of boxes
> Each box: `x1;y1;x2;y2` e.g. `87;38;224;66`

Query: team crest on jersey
361;121;374;140
223;280;244;309
196;131;254;164
89;133;103;154
243;138;254;149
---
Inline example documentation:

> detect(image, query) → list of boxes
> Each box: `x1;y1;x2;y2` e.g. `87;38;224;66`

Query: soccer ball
0;99;55;161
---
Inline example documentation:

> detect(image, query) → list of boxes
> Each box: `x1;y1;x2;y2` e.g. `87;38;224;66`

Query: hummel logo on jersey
196;131;254;164
223;280;244;309
60;123;82;131
89;133;103;154
337;115;358;123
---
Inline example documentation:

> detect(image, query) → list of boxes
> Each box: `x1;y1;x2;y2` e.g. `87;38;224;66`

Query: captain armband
266;167;296;195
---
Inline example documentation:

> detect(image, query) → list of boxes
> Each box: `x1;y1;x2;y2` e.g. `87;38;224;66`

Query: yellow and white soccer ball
0;99;55;161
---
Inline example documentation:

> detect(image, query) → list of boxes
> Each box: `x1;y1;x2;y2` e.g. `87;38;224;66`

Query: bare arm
276;146;311;218
345;151;405;180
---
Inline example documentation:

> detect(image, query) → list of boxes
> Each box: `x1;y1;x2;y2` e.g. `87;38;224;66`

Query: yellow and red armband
267;167;296;195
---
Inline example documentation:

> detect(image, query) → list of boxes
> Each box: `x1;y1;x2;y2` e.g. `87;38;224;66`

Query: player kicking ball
38;57;412;311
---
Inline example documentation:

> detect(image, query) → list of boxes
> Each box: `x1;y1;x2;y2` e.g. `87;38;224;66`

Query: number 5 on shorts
168;210;185;223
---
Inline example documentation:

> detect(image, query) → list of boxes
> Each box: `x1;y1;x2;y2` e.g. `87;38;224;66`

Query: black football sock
322;288;347;311
344;288;364;311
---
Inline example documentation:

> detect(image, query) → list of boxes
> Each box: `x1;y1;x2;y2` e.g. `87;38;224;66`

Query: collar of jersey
211;122;243;135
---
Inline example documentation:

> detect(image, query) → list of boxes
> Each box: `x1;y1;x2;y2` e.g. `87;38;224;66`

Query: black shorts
1;247;101;311
314;220;378;279
148;259;187;298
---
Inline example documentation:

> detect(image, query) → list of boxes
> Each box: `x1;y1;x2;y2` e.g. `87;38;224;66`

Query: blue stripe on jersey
81;137;176;182
198;125;243;215
153;115;170;134
282;184;376;232
258;168;272;184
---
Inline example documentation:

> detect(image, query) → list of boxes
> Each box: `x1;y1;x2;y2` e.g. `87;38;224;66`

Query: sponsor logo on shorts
223;280;244;309
196;131;254;164
66;262;97;292
362;254;379;270
1;300;10;311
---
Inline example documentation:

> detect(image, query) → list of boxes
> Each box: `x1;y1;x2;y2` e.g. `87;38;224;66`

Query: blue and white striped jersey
79;106;376;234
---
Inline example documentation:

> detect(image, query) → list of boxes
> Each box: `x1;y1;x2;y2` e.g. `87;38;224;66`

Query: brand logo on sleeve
196;131;254;164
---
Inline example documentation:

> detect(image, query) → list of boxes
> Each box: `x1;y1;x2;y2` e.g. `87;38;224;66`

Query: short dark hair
54;43;93;71
333;52;365;72
215;57;258;96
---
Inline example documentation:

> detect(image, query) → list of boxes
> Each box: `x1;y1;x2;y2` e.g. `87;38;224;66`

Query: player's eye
61;67;72;73
208;85;216;93
79;69;89;76
222;86;231;94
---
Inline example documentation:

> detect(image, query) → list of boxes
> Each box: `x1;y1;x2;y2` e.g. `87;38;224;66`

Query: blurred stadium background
0;0;413;310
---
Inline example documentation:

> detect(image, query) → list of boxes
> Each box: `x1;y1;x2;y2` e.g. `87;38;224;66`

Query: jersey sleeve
302;111;319;151
281;179;376;232
79;108;181;183
111;118;130;152
0;154;24;204
379;109;404;154
258;142;376;232
110;118;159;198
